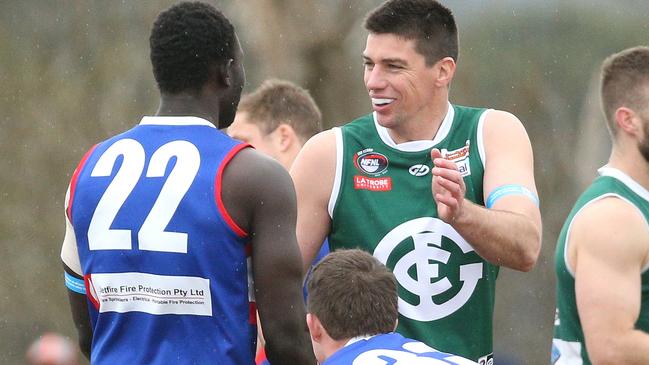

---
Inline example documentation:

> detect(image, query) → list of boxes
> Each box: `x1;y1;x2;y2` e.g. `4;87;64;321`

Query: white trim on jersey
563;192;649;276
372;102;455;152
139;116;216;128
599;166;649;203
551;338;583;365
61;214;83;276
344;334;376;347
476;109;492;169
328;127;344;218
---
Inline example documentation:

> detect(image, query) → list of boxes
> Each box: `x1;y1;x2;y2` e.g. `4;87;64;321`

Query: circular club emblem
355;151;388;175
373;217;483;321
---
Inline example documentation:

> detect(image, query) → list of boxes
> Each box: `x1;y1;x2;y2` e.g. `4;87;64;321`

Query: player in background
26;333;79;365
552;47;649;364
61;2;314;364
306;249;477;365
227;79;329;364
290;0;542;362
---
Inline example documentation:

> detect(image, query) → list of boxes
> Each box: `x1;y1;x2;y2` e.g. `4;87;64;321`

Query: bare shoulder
295;129;337;160
221;147;296;233
225;147;293;191
483;109;529;140
571;196;649;264
290;129;337;195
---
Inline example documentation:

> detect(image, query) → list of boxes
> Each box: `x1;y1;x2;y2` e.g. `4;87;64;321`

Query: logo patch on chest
373;217;483;321
408;164;430;177
354;148;388;176
353;175;392;191
441;140;471;177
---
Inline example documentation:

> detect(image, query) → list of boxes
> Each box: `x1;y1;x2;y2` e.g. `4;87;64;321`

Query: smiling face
363;33;442;131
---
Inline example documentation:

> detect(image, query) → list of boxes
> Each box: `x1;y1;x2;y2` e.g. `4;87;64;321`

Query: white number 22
87;139;200;253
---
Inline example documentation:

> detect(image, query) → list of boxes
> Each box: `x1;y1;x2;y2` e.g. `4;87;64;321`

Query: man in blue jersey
228;79;330;365
60;2;314;364
305;249;477;365
228;79;331;291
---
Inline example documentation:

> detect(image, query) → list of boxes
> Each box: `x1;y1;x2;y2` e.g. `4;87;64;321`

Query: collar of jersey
139;116;216;128
599;165;649;202
343;334;377;348
373;101;454;152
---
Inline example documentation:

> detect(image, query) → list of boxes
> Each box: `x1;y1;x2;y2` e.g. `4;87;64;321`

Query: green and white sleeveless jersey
552;167;649;365
328;103;498;363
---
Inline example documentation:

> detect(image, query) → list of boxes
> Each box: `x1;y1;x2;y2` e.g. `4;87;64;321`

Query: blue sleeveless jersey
67;116;255;365
323;333;478;365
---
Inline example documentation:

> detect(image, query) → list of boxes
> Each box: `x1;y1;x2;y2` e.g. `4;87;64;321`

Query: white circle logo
408;164;430;176
374;217;483;321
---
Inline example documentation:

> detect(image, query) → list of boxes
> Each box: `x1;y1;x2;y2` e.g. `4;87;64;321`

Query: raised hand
431;148;466;224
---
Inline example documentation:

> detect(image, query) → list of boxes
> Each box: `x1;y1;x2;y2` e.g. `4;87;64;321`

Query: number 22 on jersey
87;139;199;253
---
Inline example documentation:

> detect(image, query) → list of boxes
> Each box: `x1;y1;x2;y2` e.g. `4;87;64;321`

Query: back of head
364;0;458;66
149;1;236;95
237;79;322;142
601;46;649;137
306;249;398;340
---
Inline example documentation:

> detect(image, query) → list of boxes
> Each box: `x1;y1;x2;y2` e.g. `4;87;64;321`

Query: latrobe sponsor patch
354;175;392;191
87;272;212;316
442;140;471;177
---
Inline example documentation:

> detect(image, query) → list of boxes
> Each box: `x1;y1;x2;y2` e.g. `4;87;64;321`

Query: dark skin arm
63;263;92;360
222;147;316;365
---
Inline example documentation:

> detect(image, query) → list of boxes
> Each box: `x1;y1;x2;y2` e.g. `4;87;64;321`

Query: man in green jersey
290;0;542;363
552;47;649;364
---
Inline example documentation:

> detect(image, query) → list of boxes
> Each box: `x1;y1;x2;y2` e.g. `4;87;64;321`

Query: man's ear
210;59;234;88
223;59;235;87
615;106;641;137
433;56;456;88
275;123;297;152
306;313;322;342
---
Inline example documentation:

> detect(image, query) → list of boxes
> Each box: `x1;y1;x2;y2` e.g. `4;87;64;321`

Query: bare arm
572;197;649;364
432;110;541;271
290;130;336;273
61;205;92;359
222;148;315;365
63;264;92;359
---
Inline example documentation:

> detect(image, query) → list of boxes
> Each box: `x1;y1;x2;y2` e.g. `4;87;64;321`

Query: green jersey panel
329;104;498;362
552;167;649;365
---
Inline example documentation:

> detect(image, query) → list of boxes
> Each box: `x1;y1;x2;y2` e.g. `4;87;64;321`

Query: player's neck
156;93;219;126
386;99;449;144
321;337;354;362
608;145;649;191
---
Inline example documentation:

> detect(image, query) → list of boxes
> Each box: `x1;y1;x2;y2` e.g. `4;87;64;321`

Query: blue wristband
64;271;86;294
486;184;539;208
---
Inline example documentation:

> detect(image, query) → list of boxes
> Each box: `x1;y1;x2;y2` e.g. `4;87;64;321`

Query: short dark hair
364;0;458;66
601;46;649;136
306;249;398;340
150;2;236;94
237;79;322;142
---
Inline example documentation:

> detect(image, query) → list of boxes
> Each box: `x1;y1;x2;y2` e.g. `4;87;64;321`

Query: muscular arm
222;148;315;365
290;130;336;273
61;202;92;359
63;264;92;360
572;197;649;364
432;111;541;271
